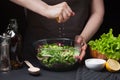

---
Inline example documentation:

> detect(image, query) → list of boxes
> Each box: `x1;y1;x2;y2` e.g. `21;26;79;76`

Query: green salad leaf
88;28;120;60
37;43;78;67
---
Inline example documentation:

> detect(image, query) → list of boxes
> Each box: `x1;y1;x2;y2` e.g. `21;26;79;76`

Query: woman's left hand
75;35;87;61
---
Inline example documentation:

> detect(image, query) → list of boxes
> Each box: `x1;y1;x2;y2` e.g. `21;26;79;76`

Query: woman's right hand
10;0;74;23
46;2;75;23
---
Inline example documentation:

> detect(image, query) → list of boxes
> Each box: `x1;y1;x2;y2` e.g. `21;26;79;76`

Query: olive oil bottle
6;19;23;69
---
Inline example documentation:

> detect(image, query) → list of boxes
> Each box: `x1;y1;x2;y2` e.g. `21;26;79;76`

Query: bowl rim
85;58;106;64
35;38;73;42
33;38;74;47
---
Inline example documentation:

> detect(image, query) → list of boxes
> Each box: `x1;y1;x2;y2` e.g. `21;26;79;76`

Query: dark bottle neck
8;19;18;32
6;19;19;37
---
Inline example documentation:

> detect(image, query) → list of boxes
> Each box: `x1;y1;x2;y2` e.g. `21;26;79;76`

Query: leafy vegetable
37;43;79;67
88;28;120;60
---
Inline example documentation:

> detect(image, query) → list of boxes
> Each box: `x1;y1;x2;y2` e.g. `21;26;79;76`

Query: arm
10;0;75;23
10;0;51;18
76;0;104;60
80;0;105;42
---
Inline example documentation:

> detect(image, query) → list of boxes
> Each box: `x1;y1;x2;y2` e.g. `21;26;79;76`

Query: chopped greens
88;28;120;60
37;43;79;67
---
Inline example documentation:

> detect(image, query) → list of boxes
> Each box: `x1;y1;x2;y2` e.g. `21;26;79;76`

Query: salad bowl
33;38;80;71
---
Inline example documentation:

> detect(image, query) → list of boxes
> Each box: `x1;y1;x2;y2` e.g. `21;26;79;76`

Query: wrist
36;1;51;18
42;5;56;19
41;5;51;18
79;35;87;42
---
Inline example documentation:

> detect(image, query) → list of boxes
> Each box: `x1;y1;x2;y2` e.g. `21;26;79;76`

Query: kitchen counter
0;58;78;80
0;68;77;80
1;48;120;80
1;59;120;80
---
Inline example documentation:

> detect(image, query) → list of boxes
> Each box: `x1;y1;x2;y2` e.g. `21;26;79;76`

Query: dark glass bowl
33;38;79;71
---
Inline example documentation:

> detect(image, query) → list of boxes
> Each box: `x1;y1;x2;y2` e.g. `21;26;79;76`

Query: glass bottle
0;33;11;72
6;19;23;69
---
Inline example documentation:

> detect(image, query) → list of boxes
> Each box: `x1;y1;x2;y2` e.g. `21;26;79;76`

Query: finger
79;50;86;60
64;9;71;17
64;6;72;17
56;9;69;23
62;9;71;22
57;9;71;23
62;10;69;22
82;43;87;51
79;44;87;60
65;4;75;16
56;11;69;23
75;45;86;60
57;13;63;23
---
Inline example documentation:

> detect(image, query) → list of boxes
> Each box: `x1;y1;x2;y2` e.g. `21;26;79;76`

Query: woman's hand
47;2;75;23
75;35;87;61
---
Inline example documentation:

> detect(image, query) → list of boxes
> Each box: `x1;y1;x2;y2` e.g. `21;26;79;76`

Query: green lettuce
88;28;120;60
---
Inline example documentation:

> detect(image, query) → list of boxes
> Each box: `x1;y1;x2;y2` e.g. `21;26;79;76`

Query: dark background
0;0;120;38
97;0;120;37
0;0;26;36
